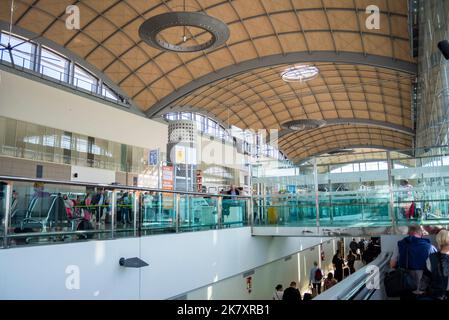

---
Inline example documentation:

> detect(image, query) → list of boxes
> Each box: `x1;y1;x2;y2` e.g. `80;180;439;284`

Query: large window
40;47;69;82
74;65;98;93
102;84;120;102
0;32;35;70
0;31;128;105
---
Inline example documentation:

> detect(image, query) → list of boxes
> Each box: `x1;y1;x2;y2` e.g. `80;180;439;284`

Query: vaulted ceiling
0;0;416;162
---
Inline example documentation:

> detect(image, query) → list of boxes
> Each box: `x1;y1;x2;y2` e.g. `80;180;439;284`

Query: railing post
313;157;320;229
111;190;117;239
3;183;11;248
217;196;223;229
387;151;396;229
247;197;253;232
133;192;138;237
175;194;180;233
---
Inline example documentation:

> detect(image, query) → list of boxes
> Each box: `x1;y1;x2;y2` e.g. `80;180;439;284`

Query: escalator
314;252;392;300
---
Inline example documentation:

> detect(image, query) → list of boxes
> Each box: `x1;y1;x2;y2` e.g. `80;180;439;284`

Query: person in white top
272;284;283;300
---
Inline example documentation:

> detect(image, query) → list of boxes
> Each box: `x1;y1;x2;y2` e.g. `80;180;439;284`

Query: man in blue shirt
390;225;437;297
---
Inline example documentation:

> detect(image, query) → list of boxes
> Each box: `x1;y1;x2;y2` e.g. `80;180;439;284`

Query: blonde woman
426;229;449;300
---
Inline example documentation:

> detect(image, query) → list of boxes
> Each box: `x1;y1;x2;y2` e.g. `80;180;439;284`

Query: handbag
384;242;418;297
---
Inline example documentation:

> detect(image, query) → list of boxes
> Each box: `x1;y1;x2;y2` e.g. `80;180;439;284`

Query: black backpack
77;220;94;239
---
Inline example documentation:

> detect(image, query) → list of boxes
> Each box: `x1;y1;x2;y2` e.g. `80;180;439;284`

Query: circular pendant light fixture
281;65;319;82
139;12;230;52
282;119;327;131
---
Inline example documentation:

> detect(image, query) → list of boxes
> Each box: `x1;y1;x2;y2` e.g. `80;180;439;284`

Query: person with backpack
424;229;449;300
390;225;437;299
309;261;323;295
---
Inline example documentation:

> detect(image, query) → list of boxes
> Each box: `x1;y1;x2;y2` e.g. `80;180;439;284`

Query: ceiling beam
279;118;415;138
294;145;413;165
146;51;417;118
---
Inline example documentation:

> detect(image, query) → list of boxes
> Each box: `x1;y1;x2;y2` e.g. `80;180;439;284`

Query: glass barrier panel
82;188;113;240
178;195;218;231
6;181;110;247
141;192;176;235
115;190;136;237
222;197;246;228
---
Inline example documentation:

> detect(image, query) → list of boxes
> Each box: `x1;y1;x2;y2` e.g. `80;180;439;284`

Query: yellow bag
267;207;277;224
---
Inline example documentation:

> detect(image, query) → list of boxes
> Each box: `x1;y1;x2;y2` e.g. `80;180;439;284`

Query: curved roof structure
0;0;416;162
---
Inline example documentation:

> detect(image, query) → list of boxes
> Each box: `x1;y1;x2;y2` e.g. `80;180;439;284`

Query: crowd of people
271;237;381;301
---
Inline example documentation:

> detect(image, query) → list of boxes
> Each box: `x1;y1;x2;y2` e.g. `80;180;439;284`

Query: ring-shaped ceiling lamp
139;12;230;52
281;65;320;82
282;119;327;131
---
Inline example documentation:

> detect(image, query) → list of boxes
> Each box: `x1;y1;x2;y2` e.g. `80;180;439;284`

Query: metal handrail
0;175;251;199
338;252;391;300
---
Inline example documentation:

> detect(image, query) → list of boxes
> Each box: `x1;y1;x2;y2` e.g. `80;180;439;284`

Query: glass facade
163;112;290;162
0;116;148;173
416;0;449;149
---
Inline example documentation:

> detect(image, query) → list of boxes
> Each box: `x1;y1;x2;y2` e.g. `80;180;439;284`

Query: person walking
349;238;358;254
272;284;284;300
323;273;337;291
347;250;356;274
332;250;344;282
282;281;302;301
309;261;323;295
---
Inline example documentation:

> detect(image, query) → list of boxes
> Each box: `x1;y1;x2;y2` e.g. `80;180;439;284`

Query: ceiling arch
165;62;414;131
279;124;413;162
0;0;415;111
0;0;416;162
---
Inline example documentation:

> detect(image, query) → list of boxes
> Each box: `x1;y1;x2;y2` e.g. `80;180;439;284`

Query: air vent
282;119;327;131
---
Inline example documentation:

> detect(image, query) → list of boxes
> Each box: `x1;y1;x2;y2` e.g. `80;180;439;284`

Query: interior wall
0;227;328;300
185;239;338;300
0;155;71;180
70;166;116;184
0;70;168;151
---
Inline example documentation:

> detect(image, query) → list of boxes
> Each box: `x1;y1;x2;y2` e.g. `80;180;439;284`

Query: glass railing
0;176;251;248
253;146;449;229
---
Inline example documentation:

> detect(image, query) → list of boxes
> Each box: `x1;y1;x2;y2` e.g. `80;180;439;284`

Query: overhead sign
162;166;174;209
149;149;159;166
175;146;186;163
162;166;174;190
